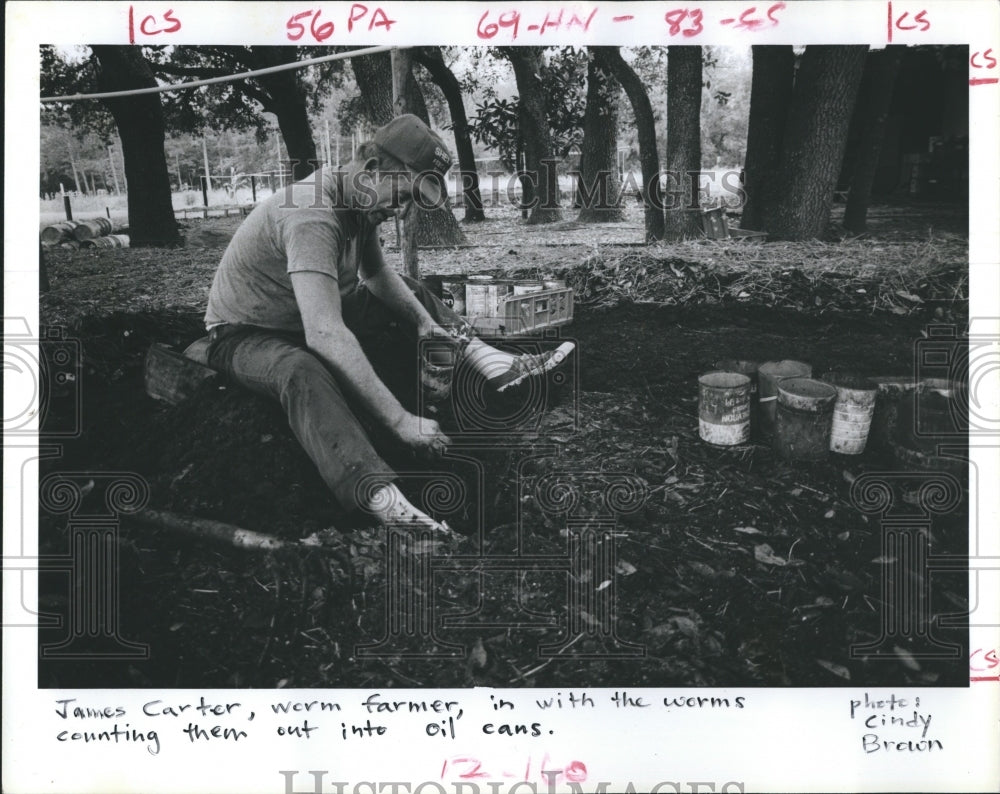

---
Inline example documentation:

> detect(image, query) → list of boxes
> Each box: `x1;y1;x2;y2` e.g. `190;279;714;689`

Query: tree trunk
68;146;84;194
413;47;486;222
662;46;703;240
91;46;180;248
352;51;465;246
503;47;562;225
352;51;395;124
250;47;318;181
595;47;663;241
843;46;905;233
763;46;869;241
741;46;795;231
576;51;625;223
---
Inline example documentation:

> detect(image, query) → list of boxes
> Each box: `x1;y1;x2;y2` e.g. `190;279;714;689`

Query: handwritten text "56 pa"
287;4;396;42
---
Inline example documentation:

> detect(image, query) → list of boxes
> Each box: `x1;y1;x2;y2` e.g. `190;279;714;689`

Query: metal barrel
714;359;759;437
40;220;80;245
72;217;113;241
758;360;812;438
698;371;752;446
819;372;878;454
773;378;837;461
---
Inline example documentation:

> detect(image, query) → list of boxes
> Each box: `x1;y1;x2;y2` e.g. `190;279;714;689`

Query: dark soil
37;302;969;690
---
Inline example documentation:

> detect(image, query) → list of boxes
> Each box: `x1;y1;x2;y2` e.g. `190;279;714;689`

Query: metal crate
466;287;574;337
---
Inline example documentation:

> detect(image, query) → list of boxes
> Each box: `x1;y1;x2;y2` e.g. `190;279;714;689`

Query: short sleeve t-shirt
204;169;376;332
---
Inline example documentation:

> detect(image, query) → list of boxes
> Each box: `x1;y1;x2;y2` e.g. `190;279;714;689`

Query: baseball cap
374;114;453;208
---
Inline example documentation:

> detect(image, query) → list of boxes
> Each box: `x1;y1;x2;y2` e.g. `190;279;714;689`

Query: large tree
744;46;869;240
351;50;465;246
90;46;180;247
500;47;562;224
576;50;624;223
594;47;664;241
662;46;703;240
412;47;486;223
843;46;905;232
740;46;795;231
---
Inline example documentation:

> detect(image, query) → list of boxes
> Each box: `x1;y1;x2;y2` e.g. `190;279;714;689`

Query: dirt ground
36;200;970;689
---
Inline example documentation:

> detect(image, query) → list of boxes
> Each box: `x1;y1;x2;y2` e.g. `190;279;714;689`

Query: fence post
60;182;73;221
391;47;419;279
251;175;257;203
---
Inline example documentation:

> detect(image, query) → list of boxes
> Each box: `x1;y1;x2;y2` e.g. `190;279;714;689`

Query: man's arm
360;232;445;337
290;270;448;453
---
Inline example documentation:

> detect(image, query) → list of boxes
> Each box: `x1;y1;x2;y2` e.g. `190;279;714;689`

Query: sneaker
488;341;575;393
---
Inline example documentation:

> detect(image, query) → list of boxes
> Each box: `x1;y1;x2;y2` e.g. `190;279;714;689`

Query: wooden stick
130;507;289;551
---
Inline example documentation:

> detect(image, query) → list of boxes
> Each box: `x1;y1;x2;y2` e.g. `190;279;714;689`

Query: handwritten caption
127;4;398;43
849;692;942;754
475;4;787;41
52;689;748;758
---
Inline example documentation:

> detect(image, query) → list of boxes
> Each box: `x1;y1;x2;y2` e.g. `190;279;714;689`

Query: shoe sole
496;341;576;393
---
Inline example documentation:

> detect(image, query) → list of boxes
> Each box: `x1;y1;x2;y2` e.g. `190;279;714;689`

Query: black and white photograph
5;2;999;792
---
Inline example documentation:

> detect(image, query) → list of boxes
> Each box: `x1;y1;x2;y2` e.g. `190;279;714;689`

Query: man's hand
392;413;451;458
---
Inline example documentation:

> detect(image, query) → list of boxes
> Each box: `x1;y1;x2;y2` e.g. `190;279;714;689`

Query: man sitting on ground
204;115;573;533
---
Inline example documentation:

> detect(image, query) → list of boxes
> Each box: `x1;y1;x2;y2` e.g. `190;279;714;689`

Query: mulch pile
501;234;968;321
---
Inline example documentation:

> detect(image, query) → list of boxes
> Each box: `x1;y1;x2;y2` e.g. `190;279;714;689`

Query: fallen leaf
615;560;637;576
895;290;924;303
814;596;835;607
824;509;836;519
670;616;700;638
596;579;612;592
755;543;787;566
816;659;851;680
689;561;716;577
894;645;921;672
733;526;761;535
469;638;488;669
872;556;897;564
837;531;850;541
